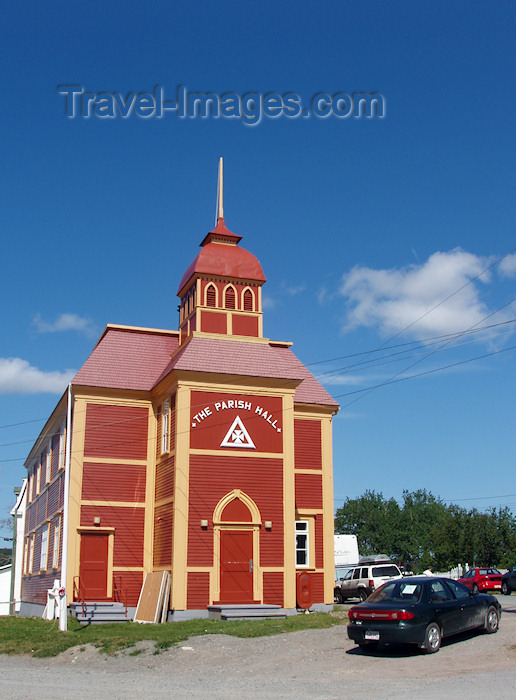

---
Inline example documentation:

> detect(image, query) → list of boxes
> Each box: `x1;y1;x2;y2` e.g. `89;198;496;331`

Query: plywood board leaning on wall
134;571;170;623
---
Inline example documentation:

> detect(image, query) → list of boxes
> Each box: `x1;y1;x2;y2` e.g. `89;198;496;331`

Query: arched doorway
214;490;261;604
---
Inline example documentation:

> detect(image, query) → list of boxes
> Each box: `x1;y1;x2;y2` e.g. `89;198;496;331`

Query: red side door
79;533;109;600
220;530;254;603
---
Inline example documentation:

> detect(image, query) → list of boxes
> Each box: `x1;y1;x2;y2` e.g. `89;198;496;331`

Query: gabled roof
72;326;338;409
72;326;179;391
160;336;338;408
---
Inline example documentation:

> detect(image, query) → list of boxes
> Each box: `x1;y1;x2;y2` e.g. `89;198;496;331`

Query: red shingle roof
177;219;266;294
72;327;179;391
72;327;338;409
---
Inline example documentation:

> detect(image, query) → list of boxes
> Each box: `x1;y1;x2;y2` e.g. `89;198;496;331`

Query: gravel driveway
1;596;515;699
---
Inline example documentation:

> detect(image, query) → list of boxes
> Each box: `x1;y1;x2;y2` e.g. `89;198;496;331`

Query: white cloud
0;358;75;395
261;296;276;310
283;283;306;296
498;254;516;279
339;249;501;339
33;313;97;337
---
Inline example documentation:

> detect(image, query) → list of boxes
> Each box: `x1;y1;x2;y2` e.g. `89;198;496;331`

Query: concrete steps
207;604;292;620
69;601;129;625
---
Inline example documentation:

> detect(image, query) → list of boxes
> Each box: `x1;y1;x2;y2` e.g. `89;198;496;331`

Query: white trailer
334;534;359;566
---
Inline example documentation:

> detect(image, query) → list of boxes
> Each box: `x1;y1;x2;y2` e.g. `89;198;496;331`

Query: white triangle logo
220;415;256;449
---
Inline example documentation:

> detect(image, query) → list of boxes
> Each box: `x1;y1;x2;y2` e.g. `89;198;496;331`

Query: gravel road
1;596;515;699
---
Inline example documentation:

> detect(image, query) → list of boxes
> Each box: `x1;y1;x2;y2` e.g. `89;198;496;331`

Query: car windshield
367;580;423;604
335;567;352;580
372;565;400;577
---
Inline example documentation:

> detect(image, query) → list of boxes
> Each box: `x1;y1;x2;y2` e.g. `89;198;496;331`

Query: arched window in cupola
243;288;254;312
205;284;217;307
224;285;236;309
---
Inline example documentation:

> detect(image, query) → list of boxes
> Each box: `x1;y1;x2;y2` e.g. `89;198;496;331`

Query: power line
307;318;516;368
332;343;516;399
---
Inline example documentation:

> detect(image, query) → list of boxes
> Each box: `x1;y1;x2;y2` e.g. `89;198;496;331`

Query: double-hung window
40;525;49;571
295;520;310;568
161;399;170;454
52;517;60;568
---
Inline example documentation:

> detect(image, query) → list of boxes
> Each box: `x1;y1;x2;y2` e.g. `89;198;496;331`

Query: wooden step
207;603;290;620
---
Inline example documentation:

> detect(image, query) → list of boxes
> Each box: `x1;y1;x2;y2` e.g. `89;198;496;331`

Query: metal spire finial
216;157;224;223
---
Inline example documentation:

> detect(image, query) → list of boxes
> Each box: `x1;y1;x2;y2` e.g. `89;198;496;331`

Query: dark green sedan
347;576;501;654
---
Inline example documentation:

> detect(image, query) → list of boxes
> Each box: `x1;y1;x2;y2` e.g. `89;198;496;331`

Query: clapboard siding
153;504;173;567
83;404;149;460
262;572;284;605
47;476;62;515
187;572;210;609
295;473;323;510
35;491;48;527
294;419;322;469
155;455;174;502
22;570;58;606
82;462;146;502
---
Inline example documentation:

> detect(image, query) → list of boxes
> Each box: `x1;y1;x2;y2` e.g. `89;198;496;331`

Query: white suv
334;555;402;602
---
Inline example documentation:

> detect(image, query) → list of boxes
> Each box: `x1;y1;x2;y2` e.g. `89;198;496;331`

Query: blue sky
1;1;516;541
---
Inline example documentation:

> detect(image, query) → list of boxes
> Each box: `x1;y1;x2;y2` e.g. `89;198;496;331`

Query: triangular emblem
220;415;256;449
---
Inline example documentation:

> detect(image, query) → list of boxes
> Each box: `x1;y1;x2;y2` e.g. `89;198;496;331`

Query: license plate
365;631;380;640
494;584;501;588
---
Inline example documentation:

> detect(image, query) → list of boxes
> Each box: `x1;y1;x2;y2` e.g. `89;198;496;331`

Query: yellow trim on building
68;396;87;596
171;384;191;610
321;414;335;603
143;404;156;574
282;392;296;608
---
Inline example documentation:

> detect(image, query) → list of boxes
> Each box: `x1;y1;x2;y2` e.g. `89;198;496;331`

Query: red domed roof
177;218;266;295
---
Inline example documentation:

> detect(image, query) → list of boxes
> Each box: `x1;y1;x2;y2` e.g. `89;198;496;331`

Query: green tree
335;490;516;571
334;490;400;557
397;489;449;571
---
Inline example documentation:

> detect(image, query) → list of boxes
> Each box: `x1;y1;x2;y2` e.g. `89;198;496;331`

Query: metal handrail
72;575;85;618
113;575;128;617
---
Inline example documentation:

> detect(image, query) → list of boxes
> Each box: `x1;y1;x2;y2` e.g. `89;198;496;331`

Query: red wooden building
20;189;339;619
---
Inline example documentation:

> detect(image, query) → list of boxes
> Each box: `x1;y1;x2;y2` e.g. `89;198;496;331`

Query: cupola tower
177;159;266;345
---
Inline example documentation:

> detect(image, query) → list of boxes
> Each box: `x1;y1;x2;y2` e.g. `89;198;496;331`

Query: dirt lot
1;596;515;699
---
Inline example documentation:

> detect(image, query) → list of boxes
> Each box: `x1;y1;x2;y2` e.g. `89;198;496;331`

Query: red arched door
218;496;255;603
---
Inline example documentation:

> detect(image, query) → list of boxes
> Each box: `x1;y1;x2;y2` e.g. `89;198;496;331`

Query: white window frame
58;421;66;470
295;520;310;568
161;399;170;454
23;537;29;574
28;467;34;503
40;525;49;571
36;459;41;495
28;534;34;574
45;444;51;484
52;517;60;568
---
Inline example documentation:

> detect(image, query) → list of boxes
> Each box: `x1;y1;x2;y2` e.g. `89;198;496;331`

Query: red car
458;568;503;593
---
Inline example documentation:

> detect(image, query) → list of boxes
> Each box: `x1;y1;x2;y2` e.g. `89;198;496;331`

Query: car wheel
358;589;368;602
472;583;479;593
422;622;441;653
502;582;510;595
335;589;344;604
484;606;499;634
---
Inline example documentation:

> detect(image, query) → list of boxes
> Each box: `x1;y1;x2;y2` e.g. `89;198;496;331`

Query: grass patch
0;612;346;658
